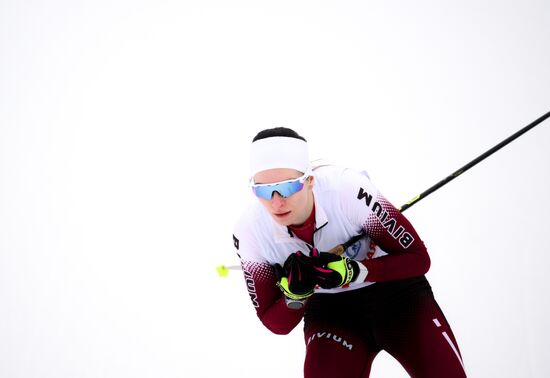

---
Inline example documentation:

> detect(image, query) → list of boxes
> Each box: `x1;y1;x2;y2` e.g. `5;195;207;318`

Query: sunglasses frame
250;167;312;200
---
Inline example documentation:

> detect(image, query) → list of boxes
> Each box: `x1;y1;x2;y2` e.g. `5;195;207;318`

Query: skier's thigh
303;323;376;378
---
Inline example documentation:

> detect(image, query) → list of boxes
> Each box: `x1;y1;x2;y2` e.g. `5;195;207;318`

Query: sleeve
232;222;304;335
339;169;431;282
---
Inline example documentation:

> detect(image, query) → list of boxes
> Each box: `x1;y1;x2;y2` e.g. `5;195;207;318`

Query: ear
306;175;315;189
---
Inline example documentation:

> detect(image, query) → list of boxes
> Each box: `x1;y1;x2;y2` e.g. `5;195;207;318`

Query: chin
271;215;293;226
273;218;291;226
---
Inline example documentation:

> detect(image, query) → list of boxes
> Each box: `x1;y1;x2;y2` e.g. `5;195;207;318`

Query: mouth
273;211;291;218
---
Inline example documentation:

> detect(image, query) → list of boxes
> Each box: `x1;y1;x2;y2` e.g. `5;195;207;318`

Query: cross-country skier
232;127;467;377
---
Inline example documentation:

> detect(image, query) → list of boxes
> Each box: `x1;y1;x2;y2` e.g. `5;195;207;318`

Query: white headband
250;136;310;177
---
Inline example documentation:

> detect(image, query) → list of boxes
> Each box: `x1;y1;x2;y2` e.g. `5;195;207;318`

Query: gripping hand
274;252;316;308
310;248;362;289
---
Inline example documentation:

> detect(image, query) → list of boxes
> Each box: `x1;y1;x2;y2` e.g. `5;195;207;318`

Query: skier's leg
303;321;378;378
377;291;467;378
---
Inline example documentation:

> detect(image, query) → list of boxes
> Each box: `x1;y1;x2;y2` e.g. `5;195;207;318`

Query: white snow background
1;1;549;377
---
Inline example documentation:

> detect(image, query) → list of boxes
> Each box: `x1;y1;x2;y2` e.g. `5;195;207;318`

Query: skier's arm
340;170;430;282
233;234;304;335
359;197;430;281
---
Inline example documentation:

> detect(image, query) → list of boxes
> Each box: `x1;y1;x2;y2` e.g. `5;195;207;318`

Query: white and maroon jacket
232;165;430;334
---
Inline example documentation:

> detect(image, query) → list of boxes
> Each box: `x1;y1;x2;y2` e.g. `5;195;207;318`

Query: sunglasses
251;168;312;200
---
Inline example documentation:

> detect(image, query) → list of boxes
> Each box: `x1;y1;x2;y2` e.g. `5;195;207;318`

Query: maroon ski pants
303;276;466;378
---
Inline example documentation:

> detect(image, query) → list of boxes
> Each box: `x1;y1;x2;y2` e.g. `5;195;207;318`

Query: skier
232;127;467;377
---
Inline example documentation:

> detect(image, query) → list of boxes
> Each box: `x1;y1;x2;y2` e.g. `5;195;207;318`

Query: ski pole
219;111;550;264
216;264;241;277
399;110;550;212
329;110;550;255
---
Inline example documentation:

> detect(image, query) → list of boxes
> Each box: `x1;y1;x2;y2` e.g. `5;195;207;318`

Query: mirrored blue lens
252;180;305;200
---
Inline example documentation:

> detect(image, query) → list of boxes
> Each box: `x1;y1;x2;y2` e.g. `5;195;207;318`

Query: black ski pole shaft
331;111;550;255
399;111;550;212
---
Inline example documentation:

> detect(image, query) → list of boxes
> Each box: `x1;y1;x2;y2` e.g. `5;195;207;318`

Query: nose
271;191;286;209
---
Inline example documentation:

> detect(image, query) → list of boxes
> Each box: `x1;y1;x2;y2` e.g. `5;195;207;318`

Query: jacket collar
271;193;328;243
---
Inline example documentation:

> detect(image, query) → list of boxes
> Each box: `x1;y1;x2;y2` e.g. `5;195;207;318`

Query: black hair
252;127;307;142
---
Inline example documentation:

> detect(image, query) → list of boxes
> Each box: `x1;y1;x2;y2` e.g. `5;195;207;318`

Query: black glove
274;251;317;307
309;248;360;289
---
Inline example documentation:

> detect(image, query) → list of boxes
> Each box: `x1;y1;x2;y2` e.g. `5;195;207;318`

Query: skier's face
253;168;314;227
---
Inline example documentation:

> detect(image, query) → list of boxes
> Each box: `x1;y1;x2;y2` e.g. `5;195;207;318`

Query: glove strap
327;257;356;286
276;277;314;301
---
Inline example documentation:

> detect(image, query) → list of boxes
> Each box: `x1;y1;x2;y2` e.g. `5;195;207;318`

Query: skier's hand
309;248;362;289
274;251;316;302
